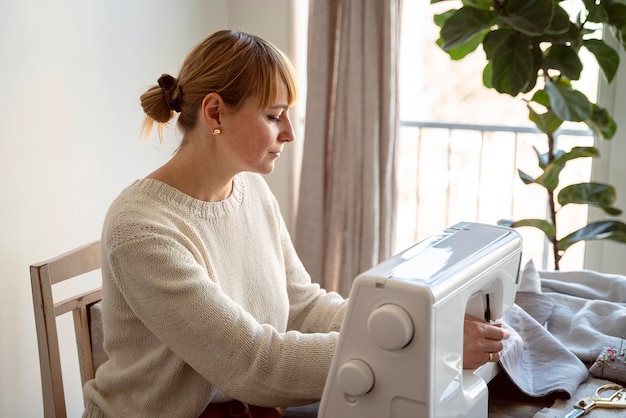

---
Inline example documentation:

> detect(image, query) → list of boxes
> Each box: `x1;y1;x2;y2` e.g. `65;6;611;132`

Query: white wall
586;40;626;275
0;1;300;416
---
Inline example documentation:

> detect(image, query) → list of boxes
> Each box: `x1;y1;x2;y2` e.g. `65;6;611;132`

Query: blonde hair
140;30;298;139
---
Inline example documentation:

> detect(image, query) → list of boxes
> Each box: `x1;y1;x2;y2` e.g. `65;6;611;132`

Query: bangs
255;46;299;109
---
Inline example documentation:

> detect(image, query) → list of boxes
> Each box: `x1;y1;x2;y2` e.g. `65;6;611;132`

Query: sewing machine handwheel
367;304;414;351
337;359;375;397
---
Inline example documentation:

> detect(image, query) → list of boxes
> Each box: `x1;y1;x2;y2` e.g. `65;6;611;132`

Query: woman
82;30;508;418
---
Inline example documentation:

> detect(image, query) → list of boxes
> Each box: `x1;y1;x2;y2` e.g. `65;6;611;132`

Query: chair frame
30;241;102;418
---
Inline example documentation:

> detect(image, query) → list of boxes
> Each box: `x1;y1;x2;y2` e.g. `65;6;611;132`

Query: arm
107;233;338;406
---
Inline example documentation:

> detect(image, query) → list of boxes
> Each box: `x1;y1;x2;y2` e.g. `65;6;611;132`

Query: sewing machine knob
367;304;413;350
337;359;375;397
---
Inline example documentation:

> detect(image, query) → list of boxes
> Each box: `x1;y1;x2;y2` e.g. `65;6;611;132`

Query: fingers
462;317;508;369
483;322;510;340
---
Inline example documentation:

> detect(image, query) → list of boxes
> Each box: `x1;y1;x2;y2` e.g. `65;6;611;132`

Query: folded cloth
539;268;626;363
533;377;626;418
500;303;589;398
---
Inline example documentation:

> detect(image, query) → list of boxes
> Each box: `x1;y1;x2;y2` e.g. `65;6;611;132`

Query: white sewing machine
318;222;522;418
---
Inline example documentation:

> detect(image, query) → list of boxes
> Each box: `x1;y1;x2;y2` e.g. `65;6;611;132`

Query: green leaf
440;7;498;50
436;29;488;60
544;79;593;121
557;221;626;251
603;1;626;29
534;145;550;169
517;169;536;184
486;30;534;95
499;0;556;36
521;42;543;93
482;61;493;88
528;106;563;136
500;218;557;239
554;146;599;163
585;104;617;139
546;4;572;35
539;22;581;45
558;182;622;215
531;89;551;108
535;147;599;191
434;10;456;28
584;0;609;23
583;39;620;83
544;44;583;80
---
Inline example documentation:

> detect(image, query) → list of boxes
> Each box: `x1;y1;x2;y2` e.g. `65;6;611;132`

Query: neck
147;139;235;202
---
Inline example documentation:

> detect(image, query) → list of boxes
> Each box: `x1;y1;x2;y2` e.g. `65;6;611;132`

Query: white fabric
540;268;626;363
296;0;402;296
82;173;347;418
533;378;626;418
500;304;588;398
512;261;626;418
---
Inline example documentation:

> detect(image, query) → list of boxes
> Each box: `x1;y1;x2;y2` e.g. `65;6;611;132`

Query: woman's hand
462;315;509;369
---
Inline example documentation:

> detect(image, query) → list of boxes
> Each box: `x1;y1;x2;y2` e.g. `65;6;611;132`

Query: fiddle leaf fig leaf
440;7;497;50
535;162;562;191
521;42;543;93
545;79;593;121
499;218;557;239
558;182;622;215
603;1;626;29
546;4;573;34
586;104;617;139
528;106;563;136
437;29;488;60
554;146;599;164
531;89;551;108
433;10;455;28
583;39;620;83
535;147;597;191
486;30;534;95
534;145;550;169
482;61;493;88
583;0;609;23
558;221;626;251
499;0;555;36
518;169;536;185
544;44;583;80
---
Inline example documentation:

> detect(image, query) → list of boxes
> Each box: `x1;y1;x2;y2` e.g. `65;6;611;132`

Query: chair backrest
30;241;102;418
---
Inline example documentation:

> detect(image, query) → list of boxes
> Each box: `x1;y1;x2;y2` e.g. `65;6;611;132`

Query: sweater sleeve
278;212;348;334
106;233;339;407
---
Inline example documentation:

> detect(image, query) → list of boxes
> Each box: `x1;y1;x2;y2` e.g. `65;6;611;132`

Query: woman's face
220;80;295;175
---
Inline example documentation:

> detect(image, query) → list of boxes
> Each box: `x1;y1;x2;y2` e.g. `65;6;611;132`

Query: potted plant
432;0;626;269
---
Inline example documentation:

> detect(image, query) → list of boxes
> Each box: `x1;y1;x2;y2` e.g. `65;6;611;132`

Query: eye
268;114;282;122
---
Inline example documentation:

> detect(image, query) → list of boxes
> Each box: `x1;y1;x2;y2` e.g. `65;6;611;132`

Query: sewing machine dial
337;359;375;398
367;303;414;350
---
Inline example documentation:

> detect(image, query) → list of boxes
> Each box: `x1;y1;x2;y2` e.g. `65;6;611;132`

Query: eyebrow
268;104;289;111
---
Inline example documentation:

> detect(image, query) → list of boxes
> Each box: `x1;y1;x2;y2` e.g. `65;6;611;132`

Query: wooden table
283;373;559;417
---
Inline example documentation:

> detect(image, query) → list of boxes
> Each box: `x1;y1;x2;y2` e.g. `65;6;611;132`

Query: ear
200;93;223;130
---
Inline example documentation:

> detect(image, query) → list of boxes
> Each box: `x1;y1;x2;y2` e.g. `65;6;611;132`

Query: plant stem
547;132;561;270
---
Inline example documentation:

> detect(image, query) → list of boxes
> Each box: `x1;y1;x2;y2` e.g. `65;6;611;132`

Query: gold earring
212;128;221;135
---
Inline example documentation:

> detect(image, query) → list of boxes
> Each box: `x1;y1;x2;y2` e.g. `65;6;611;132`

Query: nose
279;113;295;143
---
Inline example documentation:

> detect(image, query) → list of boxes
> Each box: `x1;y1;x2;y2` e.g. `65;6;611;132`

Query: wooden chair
30;241;102;418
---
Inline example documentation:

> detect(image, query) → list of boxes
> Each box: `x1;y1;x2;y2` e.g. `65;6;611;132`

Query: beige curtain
295;0;402;296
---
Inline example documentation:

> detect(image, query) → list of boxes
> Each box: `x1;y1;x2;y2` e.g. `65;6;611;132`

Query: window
396;1;598;270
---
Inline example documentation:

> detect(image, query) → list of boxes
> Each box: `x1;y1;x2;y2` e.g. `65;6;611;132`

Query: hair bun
157;73;181;112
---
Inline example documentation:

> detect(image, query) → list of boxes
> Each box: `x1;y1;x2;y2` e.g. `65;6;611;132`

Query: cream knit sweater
82;173;347;417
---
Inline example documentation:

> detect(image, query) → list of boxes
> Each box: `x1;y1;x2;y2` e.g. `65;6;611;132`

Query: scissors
563;383;626;417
